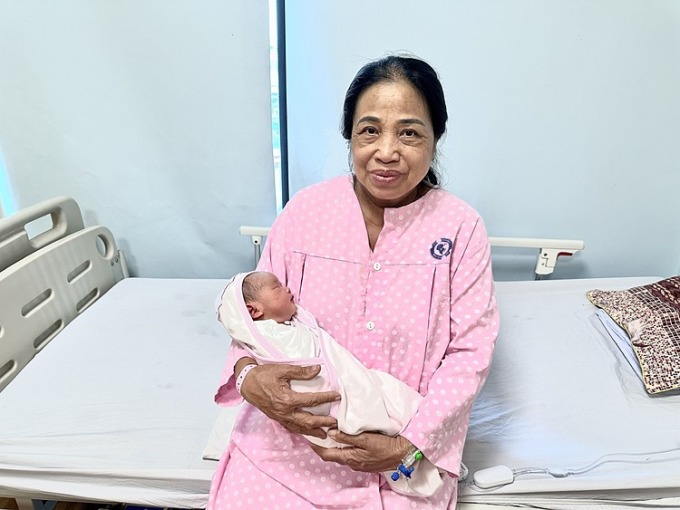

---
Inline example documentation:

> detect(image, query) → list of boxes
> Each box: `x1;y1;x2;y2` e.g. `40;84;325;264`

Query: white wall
0;1;276;278
285;0;680;280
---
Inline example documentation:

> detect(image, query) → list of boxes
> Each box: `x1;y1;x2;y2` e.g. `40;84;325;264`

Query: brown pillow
587;276;680;394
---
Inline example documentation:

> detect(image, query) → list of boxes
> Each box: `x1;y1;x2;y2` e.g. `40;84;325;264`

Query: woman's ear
246;302;264;320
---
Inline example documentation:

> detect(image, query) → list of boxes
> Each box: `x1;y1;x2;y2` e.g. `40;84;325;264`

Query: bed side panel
0;197;85;273
0;226;124;391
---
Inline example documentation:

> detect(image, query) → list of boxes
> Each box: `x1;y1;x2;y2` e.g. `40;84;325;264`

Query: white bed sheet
0;277;238;509
4;276;679;508
460;277;680;507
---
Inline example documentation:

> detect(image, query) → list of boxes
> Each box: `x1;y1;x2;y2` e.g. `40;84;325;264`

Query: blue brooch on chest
430;238;453;260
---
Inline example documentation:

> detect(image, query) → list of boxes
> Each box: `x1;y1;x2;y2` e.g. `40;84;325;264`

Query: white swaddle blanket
217;271;445;497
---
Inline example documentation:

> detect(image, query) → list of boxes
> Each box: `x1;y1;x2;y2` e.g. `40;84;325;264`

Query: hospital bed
1;197;679;510
0;197;237;509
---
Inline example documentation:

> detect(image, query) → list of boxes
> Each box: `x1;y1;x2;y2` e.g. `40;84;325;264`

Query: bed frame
0;197;127;391
0;197;230;510
240;226;586;279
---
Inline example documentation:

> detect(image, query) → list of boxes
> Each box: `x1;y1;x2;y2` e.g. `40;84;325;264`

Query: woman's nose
375;134;399;162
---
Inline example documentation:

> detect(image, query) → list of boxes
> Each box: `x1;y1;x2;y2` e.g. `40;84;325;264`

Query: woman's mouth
370;170;402;184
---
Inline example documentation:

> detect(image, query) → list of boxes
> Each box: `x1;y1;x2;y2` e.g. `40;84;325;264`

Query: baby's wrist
234;357;258;396
235;363;258;395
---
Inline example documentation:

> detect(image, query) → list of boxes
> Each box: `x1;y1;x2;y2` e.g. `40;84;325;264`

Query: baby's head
242;271;297;323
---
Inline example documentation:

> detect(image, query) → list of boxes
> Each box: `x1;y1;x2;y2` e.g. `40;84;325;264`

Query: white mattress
460;276;680;507
0;277;238;508
3;276;679;509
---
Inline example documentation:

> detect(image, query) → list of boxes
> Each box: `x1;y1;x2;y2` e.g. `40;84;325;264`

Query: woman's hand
309;430;414;473
239;361;340;439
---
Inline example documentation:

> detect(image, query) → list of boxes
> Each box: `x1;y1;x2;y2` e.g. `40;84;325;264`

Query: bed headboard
0;197;127;391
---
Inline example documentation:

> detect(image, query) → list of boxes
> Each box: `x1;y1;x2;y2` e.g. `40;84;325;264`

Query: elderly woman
208;55;499;509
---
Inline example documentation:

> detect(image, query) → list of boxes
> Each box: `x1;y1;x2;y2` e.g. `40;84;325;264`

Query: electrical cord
464;446;680;491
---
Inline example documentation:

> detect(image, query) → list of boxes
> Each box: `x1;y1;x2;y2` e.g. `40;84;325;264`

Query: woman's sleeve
400;218;500;476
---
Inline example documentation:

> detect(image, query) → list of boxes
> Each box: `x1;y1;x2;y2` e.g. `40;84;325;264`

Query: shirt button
373;262;382;271
366;321;375;331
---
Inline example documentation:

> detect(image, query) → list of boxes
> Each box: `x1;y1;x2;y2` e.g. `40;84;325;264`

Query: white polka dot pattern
208;176;499;509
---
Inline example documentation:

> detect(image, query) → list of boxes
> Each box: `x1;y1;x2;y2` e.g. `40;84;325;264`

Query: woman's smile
370;170;403;184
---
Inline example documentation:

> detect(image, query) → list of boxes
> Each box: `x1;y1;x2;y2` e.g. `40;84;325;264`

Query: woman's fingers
283;410;336;438
239;363;340;437
294;389;341;408
327;429;359;445
280;364;322;381
308;442;351;463
308;431;412;473
263;364;341;407
308;442;376;472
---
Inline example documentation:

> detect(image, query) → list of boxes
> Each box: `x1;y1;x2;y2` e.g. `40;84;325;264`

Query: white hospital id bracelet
236;363;258;395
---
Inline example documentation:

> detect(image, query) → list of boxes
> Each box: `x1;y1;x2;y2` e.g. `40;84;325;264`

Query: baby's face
256;272;297;322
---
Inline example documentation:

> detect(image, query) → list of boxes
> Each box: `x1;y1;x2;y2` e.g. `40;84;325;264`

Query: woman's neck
353;177;428;250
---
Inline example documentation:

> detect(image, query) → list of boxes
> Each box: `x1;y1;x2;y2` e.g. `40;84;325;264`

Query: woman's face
350;79;435;208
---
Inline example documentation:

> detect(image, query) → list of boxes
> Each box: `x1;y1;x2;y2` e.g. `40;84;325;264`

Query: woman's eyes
358;126;378;136
357;127;419;137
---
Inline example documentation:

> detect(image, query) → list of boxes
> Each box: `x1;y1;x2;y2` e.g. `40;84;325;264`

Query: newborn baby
216;271;444;497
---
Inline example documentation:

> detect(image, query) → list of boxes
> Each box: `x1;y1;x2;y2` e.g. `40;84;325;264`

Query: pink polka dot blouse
208;175;499;509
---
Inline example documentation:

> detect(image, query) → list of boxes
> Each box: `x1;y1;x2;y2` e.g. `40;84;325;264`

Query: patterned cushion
587;276;680;394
